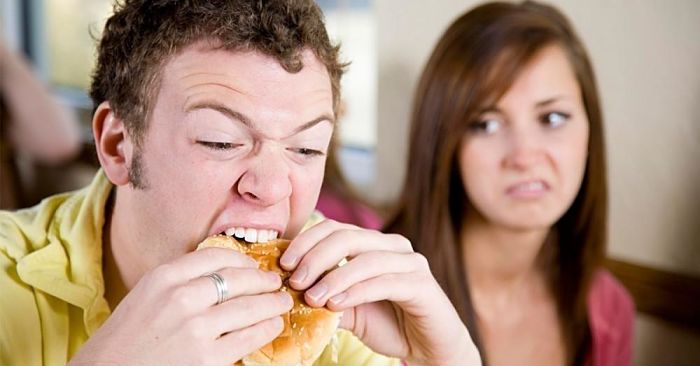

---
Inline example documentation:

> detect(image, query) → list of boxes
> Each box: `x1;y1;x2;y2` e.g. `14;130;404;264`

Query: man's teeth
245;228;257;243
235;227;245;238
223;227;279;243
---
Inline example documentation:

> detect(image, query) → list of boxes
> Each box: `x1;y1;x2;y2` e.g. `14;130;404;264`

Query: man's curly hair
90;0;345;146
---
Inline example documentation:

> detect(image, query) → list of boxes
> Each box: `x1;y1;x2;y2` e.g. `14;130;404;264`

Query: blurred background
1;0;698;364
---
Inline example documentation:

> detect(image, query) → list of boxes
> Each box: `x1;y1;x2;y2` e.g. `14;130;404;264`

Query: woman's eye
468;119;501;134
197;141;240;151
289;147;324;157
541;111;570;128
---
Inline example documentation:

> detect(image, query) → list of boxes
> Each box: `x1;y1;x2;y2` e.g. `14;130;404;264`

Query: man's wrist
444;343;482;366
401;342;482;366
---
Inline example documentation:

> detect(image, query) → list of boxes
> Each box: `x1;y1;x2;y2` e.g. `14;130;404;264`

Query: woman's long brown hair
384;2;607;364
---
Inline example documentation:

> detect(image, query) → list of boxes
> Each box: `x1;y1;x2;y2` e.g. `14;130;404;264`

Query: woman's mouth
506;180;550;198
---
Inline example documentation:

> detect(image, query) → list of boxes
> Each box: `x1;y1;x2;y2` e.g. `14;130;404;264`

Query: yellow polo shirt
0;170;398;366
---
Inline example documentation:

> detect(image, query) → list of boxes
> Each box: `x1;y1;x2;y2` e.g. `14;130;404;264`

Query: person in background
0;40;82;209
0;1;479;365
316;138;383;230
385;2;634;365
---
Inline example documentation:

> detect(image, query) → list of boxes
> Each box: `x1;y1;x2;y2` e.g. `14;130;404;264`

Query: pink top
399;270;634;366
315;189;383;230
317;189;634;366
587;270;635;366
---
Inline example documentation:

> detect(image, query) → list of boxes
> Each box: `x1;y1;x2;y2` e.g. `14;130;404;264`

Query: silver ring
204;272;228;305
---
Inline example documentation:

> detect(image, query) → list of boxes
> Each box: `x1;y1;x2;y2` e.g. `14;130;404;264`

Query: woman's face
458;45;589;231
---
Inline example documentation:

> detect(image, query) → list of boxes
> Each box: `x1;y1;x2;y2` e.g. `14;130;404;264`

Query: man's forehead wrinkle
181;82;247;99
178;72;249;111
182;92;223;114
177;69;248;93
178;69;235;80
162;48;334;139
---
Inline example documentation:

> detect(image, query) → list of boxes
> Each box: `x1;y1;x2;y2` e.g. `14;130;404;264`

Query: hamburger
197;235;342;366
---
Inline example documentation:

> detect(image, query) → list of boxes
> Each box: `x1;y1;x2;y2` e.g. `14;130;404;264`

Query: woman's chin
494;215;558;233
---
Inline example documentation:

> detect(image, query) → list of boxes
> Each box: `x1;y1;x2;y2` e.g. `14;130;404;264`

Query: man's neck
102;189;144;310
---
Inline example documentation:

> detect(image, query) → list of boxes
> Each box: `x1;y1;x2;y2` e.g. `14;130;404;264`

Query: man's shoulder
0;198;62;261
3;187;99;262
313;329;399;366
0;171;109;262
302;210;326;232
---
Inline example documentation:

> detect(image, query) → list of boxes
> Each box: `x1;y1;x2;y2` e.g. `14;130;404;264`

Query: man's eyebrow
185;101;334;134
185;102;253;128
292;114;335;134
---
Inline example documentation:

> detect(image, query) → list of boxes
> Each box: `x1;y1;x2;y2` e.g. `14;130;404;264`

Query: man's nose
236;144;292;206
503;126;546;171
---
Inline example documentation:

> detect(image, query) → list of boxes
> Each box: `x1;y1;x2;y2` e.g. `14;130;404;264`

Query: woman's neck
461;212;551;304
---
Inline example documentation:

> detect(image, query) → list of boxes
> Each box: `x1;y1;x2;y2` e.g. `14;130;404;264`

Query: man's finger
187;267;282;306
152;247;258;285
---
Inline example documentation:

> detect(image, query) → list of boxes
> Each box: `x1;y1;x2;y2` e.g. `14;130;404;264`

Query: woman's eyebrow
476;106;501;114
536;95;569;107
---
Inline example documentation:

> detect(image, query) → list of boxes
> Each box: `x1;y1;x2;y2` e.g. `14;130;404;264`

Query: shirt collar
17;170;113;335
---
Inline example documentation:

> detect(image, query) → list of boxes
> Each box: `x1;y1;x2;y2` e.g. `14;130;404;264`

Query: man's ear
93;101;133;186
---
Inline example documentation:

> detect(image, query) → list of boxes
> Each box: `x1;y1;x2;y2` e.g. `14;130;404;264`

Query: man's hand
280;219;481;366
69;247;292;365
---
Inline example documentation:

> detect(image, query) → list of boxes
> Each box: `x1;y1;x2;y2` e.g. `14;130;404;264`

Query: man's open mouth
221;227;279;244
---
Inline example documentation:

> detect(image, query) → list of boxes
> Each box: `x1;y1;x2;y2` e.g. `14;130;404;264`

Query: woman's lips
505;180;550;198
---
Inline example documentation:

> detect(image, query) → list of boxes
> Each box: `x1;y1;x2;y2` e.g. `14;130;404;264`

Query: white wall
373;0;470;202
373;1;700;364
326;8;378;149
0;0;22;49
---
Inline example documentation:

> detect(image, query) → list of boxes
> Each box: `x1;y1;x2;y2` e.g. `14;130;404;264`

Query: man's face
120;42;334;265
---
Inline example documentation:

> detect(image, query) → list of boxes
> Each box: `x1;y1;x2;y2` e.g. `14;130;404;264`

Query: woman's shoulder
587;269;635;365
588;269;635;317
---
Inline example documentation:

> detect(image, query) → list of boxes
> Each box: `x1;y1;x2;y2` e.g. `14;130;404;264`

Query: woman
385;2;634;365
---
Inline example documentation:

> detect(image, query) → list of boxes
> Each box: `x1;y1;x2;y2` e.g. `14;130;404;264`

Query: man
0;1;478;365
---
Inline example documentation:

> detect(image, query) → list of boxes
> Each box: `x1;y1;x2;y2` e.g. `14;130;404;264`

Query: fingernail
279;292;293;307
280;253;297;269
329;292;347;306
289;265;307;285
267;272;281;283
306;283;328;302
273;316;284;330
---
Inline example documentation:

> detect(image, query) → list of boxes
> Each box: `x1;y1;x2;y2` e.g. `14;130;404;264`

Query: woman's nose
503;127;546;171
